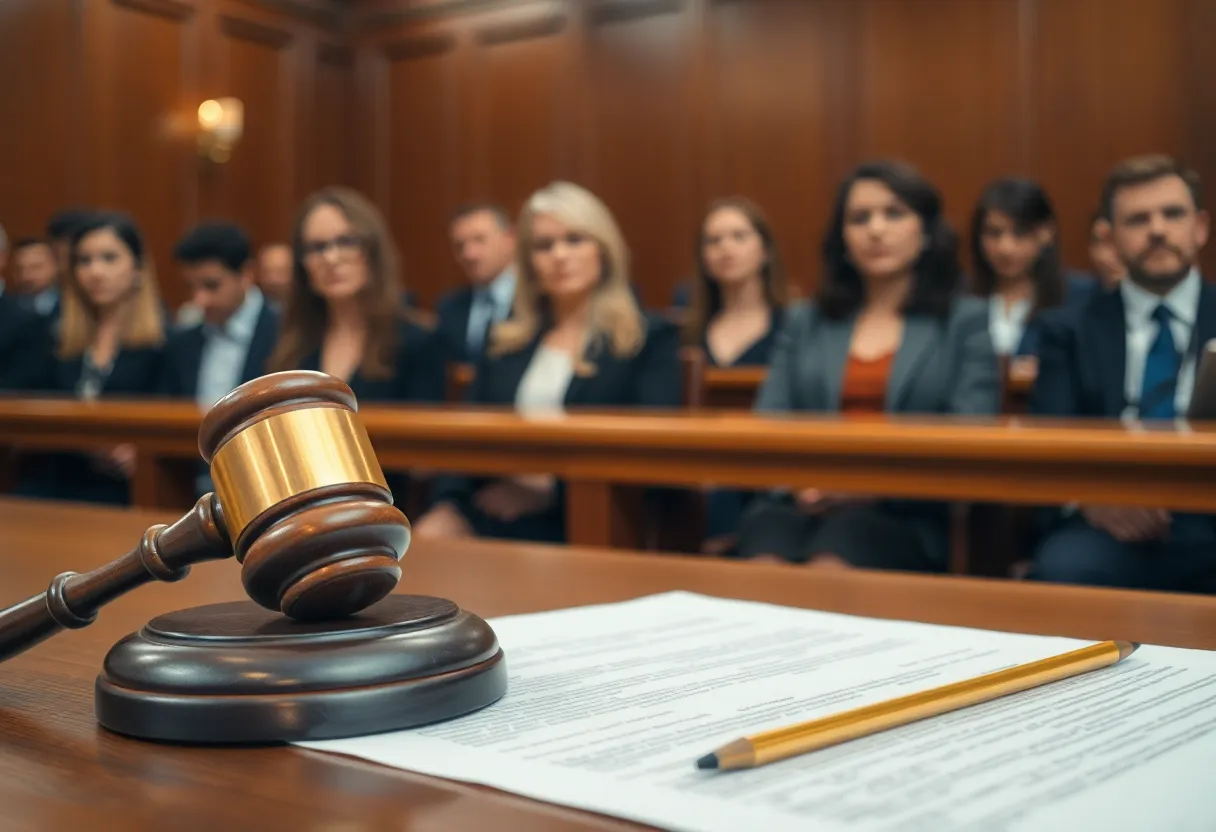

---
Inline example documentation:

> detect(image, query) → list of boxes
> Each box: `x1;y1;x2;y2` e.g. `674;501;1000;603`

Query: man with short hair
10;237;59;319
1030;154;1216;592
256;242;294;313
161;222;278;407
161;222;279;495
437;203;517;362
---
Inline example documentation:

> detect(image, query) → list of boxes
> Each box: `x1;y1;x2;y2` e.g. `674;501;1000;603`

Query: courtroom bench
1;398;1215;577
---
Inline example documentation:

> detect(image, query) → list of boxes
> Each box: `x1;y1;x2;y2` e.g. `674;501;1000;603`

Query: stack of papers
298;592;1216;831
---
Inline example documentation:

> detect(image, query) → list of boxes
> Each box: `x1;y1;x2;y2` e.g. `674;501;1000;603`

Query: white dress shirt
515;345;574;415
467;269;515;354
988;294;1033;356
1120;268;1201;419
197;287;264;410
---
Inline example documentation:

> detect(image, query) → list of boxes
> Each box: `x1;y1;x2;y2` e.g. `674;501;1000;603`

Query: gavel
0;371;407;662
0;371;505;743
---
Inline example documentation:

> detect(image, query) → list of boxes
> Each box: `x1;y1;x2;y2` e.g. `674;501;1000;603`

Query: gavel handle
0;494;233;664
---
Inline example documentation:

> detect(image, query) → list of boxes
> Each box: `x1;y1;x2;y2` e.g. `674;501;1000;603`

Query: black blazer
0;293;55;391
1031;281;1216;418
20;344;164;506
297;317;447;404
429;314;681;541
435;286;481;363
701;306;785;368
158;303;279;398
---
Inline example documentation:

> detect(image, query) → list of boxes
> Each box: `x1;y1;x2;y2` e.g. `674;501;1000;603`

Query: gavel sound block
0;371;507;743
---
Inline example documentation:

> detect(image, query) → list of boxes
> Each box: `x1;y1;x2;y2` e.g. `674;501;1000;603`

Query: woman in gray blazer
738;161;1001;572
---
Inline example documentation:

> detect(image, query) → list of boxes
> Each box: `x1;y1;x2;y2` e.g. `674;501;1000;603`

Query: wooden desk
1;498;1213;829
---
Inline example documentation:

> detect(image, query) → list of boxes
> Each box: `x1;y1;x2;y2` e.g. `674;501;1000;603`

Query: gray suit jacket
752;296;1000;566
756;297;999;416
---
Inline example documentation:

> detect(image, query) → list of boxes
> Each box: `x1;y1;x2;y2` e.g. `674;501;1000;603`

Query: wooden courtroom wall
0;0;355;310
3;0;1213;312
348;0;1216;308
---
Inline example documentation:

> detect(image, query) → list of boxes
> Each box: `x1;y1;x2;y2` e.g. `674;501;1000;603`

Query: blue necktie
466;291;493;357
1139;304;1181;420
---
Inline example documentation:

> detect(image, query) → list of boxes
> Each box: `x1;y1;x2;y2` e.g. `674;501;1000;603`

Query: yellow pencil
696;639;1137;771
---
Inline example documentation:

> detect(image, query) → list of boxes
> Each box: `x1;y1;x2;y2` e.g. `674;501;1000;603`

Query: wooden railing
1;399;1214;558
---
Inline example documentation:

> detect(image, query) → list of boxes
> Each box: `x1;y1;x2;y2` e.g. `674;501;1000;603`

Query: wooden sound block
94;595;507;744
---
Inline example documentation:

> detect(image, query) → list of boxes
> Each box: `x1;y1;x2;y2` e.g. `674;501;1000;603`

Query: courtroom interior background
2;0;1213;311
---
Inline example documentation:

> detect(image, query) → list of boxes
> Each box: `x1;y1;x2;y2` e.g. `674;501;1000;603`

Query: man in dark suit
0;284;52;391
1030;154;1216;592
10;236;61;323
436;203;517;363
160;222;278;492
161;222;277;403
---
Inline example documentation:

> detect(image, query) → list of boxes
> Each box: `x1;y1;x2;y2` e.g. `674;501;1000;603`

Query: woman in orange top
736;161;1000;571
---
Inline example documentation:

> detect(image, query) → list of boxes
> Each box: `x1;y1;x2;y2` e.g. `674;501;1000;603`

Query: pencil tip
1118;641;1141;659
696;753;719;770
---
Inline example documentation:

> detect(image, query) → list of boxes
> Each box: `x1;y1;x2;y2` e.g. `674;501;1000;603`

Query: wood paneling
705;0;851;292
109;0;193;294
383;31;460;305
1033;0;1190;270
313;44;357;192
0;0;82;243
854;0;1024;263
472;8;569;218
584;2;699;305
0;0;348;310
4;0;1212;310
219;8;295;247
349;0;1215;305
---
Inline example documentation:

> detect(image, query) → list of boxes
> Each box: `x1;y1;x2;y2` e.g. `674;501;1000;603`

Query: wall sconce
197;98;243;163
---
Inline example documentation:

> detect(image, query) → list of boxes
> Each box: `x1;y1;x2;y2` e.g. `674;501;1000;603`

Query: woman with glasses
268;186;445;402
414;181;681;544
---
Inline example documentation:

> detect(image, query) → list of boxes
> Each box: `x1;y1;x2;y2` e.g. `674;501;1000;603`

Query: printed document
297;592;1216;831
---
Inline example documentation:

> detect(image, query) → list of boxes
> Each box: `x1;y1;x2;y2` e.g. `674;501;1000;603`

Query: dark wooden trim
237;0;343;29
355;0;516;31
318;42;354;67
382;32;458;62
474;11;567;46
219;14;294;49
111;0;195;22
587;0;683;27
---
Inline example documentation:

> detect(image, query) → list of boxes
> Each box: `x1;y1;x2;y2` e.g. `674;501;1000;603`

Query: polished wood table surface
1;498;1215;830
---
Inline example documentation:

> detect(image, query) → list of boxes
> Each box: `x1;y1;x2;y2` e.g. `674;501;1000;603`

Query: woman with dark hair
736;160;1000;572
684;197;789;553
970;178;1099;362
268;186;445;402
684;197;788;365
19;211;167;505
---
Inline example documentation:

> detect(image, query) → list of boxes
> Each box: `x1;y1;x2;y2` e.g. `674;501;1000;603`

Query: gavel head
198;371;410;621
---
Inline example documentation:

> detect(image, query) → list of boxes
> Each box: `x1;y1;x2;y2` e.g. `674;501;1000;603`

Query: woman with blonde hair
415;181;681;543
21;211;166;504
268;186;445;401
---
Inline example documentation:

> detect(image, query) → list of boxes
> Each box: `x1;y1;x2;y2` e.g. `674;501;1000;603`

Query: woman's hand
413;502;475;538
474;477;555;522
91;444;136;478
795;488;876;515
